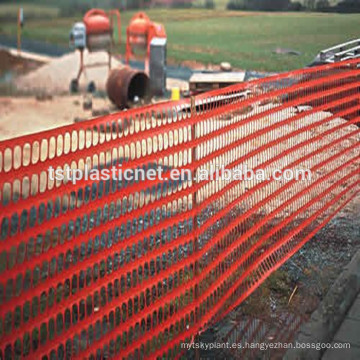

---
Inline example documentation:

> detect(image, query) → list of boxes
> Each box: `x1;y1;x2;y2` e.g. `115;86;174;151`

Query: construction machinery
125;12;166;74
69;9;121;93
310;38;360;66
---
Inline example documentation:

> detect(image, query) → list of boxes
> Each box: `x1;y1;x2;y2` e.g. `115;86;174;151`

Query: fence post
191;96;201;360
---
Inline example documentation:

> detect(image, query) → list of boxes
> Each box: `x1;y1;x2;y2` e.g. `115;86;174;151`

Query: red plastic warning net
0;59;359;359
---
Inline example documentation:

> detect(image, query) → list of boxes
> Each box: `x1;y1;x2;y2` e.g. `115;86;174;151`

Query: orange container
125;11;167;73
83;9;111;35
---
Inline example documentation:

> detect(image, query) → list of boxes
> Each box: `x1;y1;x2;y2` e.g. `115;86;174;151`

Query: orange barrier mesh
0;59;359;360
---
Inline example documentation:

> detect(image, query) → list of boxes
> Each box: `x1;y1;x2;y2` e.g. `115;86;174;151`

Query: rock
273;47;301;56
82;95;92;110
35;93;53;101
92;108;111;117
220;62;232;72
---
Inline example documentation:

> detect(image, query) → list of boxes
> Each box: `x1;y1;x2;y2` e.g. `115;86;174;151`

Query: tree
316;0;330;10
336;0;360;12
243;0;290;10
205;0;215;9
304;0;314;9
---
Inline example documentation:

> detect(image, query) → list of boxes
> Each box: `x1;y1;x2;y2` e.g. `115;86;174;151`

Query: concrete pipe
106;66;150;108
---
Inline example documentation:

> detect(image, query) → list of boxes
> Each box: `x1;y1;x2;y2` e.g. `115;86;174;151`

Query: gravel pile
202;103;360;218
16;50;122;95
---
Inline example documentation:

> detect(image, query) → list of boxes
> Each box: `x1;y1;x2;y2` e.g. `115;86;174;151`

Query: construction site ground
0;95;113;141
0;47;188;141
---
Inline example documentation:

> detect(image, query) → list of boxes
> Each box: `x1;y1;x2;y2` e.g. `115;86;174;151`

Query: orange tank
126;12;166;73
83;9;111;35
128;12;151;36
127;12;151;48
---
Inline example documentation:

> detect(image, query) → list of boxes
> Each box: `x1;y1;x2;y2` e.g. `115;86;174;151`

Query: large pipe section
106;66;150;108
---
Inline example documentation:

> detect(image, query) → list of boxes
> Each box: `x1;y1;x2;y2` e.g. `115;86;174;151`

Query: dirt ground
0;48;188;138
0;95;113;141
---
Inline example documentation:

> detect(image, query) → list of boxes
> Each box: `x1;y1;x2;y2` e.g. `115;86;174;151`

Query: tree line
226;0;360;12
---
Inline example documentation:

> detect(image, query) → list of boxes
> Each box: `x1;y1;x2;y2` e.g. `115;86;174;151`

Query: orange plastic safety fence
0;59;359;360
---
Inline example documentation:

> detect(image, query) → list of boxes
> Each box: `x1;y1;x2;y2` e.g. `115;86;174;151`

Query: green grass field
0;4;359;72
